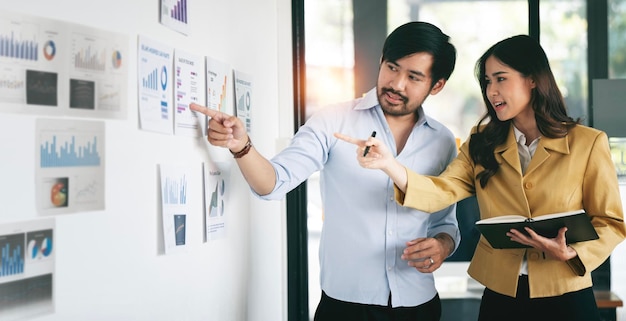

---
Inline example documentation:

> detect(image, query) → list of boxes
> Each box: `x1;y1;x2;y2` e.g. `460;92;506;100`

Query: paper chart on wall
206;56;232;115
159;163;195;254
137;35;174;135
0;217;55;320
159;0;190;35
203;161;230;242
200;56;232;137
173;49;205;137
68;29;128;118
35;118;105;215
233;70;253;133
0;10;129;119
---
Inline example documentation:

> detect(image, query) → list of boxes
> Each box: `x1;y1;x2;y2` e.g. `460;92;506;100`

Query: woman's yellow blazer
396;124;626;298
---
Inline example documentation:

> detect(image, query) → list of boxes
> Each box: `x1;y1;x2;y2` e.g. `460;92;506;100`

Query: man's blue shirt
258;88;460;307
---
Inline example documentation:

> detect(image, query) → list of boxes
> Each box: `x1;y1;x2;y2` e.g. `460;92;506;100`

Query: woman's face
484;55;536;123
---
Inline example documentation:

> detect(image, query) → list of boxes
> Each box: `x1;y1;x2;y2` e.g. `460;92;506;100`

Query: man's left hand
401;233;454;273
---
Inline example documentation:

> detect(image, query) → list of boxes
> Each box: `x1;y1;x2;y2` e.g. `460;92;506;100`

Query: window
609;0;626;78
388;0;528;139
304;1;354;318
540;0;588;124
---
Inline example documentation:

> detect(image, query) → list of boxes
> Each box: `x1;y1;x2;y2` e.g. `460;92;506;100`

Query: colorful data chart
0;31;38;61
111;50;122;69
140;65;168;93
27;230;53;261
207;75;228;111
0;233;25;277
143;68;158;90
169;0;187;24
40;135;101;167
43;40;56;61
73;45;106;71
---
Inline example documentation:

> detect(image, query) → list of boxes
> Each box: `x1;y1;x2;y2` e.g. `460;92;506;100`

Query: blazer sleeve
395;137;476;213
571;131;626;274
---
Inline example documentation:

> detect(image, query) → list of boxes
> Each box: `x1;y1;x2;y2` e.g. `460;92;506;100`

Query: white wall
0;0;292;320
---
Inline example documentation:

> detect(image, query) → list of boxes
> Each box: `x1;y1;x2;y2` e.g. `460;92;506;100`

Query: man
191;21;460;321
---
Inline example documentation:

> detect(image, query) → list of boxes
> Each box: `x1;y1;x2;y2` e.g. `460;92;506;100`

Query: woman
335;35;625;321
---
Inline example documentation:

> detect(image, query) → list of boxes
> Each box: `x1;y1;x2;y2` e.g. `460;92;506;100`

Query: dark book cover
475;210;599;249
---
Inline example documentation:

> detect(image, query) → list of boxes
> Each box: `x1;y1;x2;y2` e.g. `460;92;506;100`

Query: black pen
362;131;377;157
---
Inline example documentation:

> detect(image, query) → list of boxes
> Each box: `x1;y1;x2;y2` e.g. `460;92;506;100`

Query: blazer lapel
525;134;570;176
495;126;523;176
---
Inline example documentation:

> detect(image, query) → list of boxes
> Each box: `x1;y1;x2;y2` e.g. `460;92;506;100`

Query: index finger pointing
190;103;220;119
334;132;361;145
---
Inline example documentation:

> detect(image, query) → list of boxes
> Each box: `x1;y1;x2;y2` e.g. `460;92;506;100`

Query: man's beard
378;87;413;116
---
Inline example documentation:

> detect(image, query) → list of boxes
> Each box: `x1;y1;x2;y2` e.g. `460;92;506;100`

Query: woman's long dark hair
469;35;580;188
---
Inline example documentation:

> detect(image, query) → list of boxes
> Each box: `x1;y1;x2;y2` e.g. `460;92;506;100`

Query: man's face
376;52;445;117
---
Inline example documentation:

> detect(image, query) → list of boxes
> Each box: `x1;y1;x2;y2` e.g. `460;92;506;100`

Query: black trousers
314;291;441;321
478;275;601;321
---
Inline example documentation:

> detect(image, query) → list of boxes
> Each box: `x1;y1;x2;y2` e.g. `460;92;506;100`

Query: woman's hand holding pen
334;132;409;192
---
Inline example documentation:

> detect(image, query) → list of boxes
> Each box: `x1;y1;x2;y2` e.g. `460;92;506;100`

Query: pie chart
41;237;53;257
27;237;53;259
28;239;39;259
43;40;56;61
111;50;122;69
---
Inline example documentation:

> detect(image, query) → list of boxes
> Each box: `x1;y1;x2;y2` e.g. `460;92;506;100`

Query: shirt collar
354;88;380;111
513;125;527;145
513;125;541;147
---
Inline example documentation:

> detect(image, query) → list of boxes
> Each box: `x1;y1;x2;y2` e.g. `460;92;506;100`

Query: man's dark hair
381;21;457;87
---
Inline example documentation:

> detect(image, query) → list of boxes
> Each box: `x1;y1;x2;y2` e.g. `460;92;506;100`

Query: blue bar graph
0;234;25;277
142;68;158;90
40;135;101;167
0;31;38;61
162;175;187;205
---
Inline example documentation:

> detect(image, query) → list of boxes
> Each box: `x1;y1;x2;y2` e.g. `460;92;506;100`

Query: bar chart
40;135;101;168
0;233;25;278
36;119;106;214
142;67;159;91
208;75;228;111
0;31;38;61
73;45;105;71
162;175;187;205
159;0;189;35
72;34;106;71
169;0;187;24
